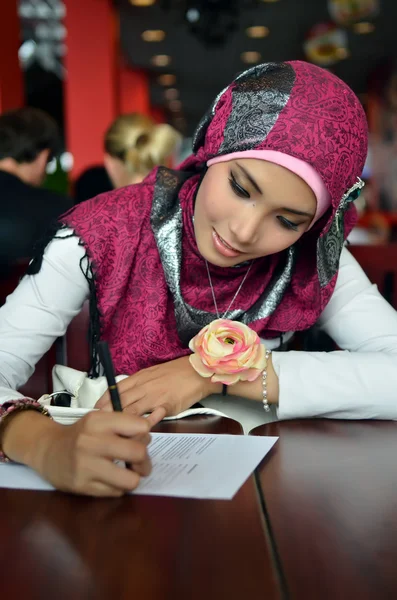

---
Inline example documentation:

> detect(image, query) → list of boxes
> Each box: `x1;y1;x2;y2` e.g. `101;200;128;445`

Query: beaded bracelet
262;350;271;412
0;399;51;462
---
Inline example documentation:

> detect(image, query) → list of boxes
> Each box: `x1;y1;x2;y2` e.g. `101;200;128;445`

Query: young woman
1;61;397;497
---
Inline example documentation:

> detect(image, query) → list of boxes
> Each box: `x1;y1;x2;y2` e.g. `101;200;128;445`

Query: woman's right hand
3;407;165;497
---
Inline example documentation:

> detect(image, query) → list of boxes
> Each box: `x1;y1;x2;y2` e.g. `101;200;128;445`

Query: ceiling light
129;0;156;6
186;8;200;23
18;40;37;63
141;29;165;42
353;21;375;34
241;51;262;64
158;73;176;86
151;54;171;67
164;88;179;101
169;99;182;112
246;25;269;38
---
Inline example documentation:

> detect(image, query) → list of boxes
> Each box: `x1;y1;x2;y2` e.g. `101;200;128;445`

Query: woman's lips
212;229;245;258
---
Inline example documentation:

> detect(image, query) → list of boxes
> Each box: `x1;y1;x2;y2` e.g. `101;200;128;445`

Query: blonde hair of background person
103;113;182;188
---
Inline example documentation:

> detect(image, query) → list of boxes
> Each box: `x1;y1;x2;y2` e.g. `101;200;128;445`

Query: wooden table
253;420;397;600
0;416;282;600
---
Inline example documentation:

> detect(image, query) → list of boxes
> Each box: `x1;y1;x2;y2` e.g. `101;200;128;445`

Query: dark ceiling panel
118;0;397;134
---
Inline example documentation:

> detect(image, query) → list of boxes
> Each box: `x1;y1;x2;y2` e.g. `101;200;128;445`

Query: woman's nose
229;213;261;247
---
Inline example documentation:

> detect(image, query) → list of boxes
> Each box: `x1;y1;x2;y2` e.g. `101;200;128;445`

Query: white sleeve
272;246;397;420
0;230;89;403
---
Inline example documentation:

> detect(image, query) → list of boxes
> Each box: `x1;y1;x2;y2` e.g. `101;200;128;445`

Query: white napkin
38;365;227;425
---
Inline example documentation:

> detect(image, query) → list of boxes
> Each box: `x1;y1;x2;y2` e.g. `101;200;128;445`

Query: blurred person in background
73;165;112;204
103;113;182;189
72;114;181;204
0;107;71;274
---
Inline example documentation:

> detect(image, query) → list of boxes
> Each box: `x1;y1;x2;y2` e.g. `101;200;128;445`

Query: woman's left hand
95;356;221;416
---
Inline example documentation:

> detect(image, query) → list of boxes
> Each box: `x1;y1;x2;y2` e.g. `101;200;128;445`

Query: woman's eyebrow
282;207;315;219
236;163;263;194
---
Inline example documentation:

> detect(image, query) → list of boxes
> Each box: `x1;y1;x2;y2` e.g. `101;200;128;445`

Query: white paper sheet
0;433;277;500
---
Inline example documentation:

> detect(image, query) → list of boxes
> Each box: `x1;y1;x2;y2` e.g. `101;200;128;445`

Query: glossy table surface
0;416;282;600
253;419;397;600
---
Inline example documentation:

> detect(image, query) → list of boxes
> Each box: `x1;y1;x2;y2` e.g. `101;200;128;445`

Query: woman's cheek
270;230;306;254
204;195;228;223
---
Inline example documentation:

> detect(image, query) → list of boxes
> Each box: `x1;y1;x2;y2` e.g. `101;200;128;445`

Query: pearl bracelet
262;350;271;412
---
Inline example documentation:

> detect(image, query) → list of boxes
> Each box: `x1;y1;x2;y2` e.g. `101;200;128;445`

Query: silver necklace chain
205;259;253;320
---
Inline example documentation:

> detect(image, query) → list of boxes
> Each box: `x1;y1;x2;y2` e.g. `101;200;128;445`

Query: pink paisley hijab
57;61;368;375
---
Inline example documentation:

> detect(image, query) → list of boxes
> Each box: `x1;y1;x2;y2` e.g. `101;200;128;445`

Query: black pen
98;340;131;469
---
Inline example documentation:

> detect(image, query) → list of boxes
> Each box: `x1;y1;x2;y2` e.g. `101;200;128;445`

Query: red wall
119;65;150;116
0;0;23;113
64;0;153;180
64;0;118;180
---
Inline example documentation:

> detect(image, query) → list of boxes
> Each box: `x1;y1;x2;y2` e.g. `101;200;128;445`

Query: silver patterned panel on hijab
317;177;365;288
219;63;296;154
192;84;229;154
151;167;296;346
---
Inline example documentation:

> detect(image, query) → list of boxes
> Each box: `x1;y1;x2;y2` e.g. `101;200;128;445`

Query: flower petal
238;368;262;382
207;332;226;356
189;354;214;378
190;319;264;384
211;373;240;385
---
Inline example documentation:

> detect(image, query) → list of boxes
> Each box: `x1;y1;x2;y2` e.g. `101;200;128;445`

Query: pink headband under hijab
207;149;331;227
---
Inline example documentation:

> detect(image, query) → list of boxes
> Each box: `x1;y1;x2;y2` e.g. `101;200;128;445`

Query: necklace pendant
205;259;253;320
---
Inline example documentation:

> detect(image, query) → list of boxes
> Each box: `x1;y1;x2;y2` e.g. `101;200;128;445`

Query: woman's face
194;158;318;267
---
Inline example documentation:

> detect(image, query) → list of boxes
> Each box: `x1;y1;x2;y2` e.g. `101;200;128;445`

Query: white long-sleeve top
1;230;397;429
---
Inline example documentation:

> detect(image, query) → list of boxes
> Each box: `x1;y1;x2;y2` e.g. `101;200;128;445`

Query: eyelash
277;216;299;232
228;171;302;233
229;172;250;198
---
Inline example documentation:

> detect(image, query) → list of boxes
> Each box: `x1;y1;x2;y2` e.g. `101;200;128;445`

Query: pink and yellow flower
189;318;266;385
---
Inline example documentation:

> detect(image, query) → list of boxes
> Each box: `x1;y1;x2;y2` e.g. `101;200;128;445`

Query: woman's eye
278;216;299;232
229;173;250;198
